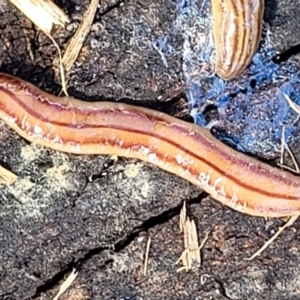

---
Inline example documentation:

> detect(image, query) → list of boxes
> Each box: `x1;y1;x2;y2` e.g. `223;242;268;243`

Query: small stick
53;268;78;300
245;215;299;260
0;165;17;185
143;237;151;276
176;202;208;272
9;0;69;34
62;0;100;73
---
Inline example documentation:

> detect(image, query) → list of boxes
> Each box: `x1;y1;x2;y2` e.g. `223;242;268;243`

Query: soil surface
1;0;300;299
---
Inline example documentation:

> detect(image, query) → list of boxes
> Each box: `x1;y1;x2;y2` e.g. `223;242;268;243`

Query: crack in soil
28;192;206;299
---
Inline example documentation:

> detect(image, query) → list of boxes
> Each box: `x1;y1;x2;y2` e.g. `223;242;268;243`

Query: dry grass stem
9;0;69;34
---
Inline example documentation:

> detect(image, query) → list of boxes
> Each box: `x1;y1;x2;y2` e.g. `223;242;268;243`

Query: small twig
62;0;99;73
45;33;68;96
283;92;300;115
179;201;187;232
0;165;18;185
245;215;299;260
53;268;78;300
143;237;151;276
8;0;69;95
278;125;299;173
176;202;208;272
9;0;69;34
